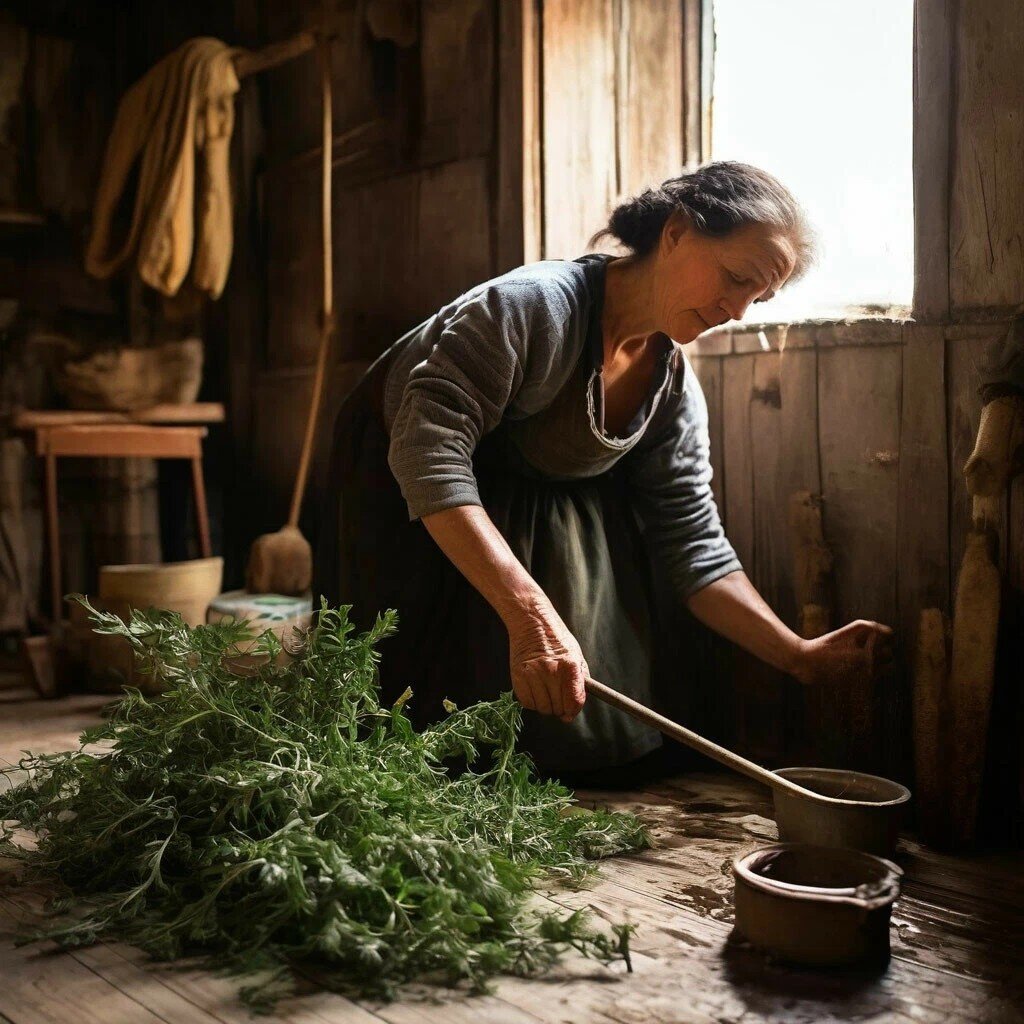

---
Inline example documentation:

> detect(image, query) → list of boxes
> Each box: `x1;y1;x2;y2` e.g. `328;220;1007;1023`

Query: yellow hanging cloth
85;37;239;299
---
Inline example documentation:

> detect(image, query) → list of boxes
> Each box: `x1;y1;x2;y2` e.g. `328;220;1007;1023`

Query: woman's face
651;213;798;343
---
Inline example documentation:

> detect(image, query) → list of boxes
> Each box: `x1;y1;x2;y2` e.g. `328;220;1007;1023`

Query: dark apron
314;256;686;772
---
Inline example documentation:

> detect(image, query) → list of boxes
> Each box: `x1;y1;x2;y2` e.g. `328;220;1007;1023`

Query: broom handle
287;29;333;529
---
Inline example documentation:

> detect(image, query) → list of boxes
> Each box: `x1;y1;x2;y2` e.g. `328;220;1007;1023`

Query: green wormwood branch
0;598;648;1008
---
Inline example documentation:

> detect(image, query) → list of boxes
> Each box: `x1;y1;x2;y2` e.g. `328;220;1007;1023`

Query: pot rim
774;766;912;808
733;843;903;910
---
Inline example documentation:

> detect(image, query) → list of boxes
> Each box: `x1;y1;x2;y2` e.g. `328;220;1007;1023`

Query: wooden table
14;404;225;624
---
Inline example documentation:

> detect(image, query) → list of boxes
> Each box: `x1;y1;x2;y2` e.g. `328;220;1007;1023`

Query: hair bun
588;161;815;282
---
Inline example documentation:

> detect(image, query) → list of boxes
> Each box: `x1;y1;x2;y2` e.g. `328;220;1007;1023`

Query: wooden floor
1;694;1022;1024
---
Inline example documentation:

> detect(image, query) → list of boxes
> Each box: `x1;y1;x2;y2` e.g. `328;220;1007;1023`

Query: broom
246;32;334;595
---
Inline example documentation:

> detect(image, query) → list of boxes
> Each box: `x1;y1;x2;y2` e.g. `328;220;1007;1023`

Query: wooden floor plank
2;697;1023;1023
0;894;385;1024
0;906;179;1024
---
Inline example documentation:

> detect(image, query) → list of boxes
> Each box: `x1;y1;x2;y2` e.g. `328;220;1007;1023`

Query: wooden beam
681;0;703;167
912;0;954;321
699;0;715;162
897;323;950;786
38;426;207;460
616;0;684;193
495;0;542;271
13;404;224;428
232;31;315;79
949;0;1024;314
541;0;617;258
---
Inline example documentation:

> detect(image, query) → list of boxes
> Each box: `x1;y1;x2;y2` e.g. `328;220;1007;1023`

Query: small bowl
733;843;902;967
772;767;911;857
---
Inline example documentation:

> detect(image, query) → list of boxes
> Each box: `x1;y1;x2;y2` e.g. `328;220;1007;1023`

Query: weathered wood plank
776;344;823;765
689;355;724;516
681;0;703;168
418;0;494;166
0;693;111;768
721;354;755;572
334;170;422;363
817;345;902;773
897;324;950;789
416;158;492;319
744;352;791;763
265;158;323;370
949;0;1024;313
616;0;683;195
0;899;183;1024
898;324;951;615
262;3;380;164
912;0;953;320
719;353;759;762
367;995;540;1024
946;326;1010;582
1010;468;1024;841
541;0;617;258
495;0;542;272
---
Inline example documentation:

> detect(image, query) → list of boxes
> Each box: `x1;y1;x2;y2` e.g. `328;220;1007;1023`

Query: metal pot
772;767;911;857
733;843;903;967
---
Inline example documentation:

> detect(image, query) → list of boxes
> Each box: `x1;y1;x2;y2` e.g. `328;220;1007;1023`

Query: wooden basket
87;557;223;693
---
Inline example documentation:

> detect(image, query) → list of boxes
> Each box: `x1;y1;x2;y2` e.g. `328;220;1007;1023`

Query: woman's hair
592;161;817;282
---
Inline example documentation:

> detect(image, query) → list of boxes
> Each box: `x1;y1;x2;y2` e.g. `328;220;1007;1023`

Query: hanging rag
85;37;239;299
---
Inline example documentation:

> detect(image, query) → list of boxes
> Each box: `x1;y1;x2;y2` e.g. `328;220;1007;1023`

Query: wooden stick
232;31;316;79
191;456;212;558
583;677;849;805
287;32;334;529
44;450;61;629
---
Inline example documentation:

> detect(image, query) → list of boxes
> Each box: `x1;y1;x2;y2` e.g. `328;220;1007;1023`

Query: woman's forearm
420;504;551;629
422;504;588;720
686;570;804;675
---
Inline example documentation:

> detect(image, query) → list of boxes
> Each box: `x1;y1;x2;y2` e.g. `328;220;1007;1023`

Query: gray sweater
382;259;741;600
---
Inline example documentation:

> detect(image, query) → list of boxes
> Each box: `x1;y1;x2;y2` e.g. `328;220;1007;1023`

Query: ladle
584;677;910;856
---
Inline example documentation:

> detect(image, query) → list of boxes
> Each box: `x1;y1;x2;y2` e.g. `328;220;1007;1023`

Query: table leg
191;456;212;558
44;451;62;623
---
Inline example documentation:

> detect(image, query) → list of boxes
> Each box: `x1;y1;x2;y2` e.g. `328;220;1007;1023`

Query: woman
315;161;893;775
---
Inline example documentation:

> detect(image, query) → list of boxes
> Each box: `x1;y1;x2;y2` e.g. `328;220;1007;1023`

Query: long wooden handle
583;677;834;804
287;31;334;529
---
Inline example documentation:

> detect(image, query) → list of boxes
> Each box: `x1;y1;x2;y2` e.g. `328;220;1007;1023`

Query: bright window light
710;0;914;320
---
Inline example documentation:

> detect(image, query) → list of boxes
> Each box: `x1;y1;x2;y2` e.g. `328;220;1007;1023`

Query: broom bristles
245;525;312;596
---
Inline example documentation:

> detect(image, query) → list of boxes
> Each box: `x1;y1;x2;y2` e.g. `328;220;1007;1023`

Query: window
710;0;914;320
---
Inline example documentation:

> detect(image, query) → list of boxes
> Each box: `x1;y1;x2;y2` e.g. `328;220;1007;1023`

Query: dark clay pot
772;767;911;857
733;843;903;967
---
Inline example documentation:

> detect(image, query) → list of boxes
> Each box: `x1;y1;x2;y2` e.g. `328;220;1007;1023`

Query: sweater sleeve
622;360;742;600
387;281;570;521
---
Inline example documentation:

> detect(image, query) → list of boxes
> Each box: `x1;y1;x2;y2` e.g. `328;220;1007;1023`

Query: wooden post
44;448;61;625
191;456;212;559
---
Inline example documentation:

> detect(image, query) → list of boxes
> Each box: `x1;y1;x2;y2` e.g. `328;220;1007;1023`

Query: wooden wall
538;0;700;259
241;0;701;551
688;0;1024;839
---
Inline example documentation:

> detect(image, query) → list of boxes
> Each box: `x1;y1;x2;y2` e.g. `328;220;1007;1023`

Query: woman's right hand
419;505;589;723
506;600;589;723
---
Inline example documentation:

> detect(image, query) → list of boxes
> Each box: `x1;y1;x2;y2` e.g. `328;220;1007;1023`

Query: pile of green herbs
0;599;648;1007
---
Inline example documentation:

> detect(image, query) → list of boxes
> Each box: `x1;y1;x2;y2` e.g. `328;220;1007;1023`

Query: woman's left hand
789;619;894;687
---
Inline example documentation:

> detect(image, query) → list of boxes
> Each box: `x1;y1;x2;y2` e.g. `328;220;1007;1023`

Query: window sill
689;311;911;356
